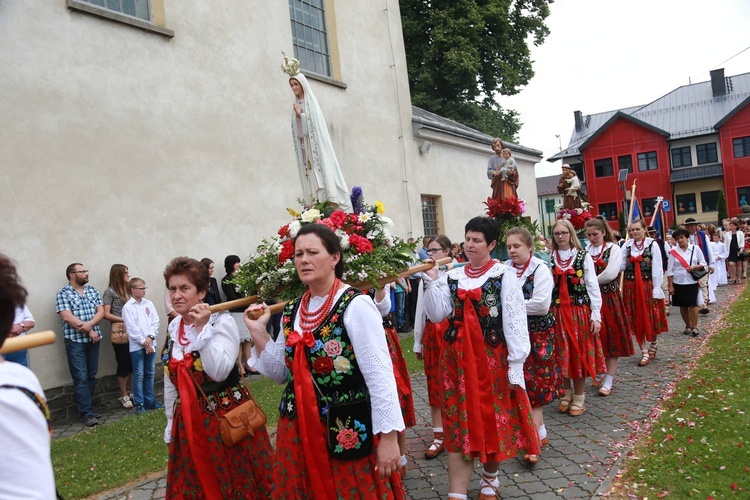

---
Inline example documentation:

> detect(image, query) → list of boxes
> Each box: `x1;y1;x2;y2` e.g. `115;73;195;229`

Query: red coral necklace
633;238;646;251
465;259;495;279
178;318;191;347
513;258;532;278
555;250;574;268
299;278;341;331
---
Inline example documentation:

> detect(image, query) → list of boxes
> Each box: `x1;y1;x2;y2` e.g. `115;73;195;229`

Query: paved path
57;283;742;499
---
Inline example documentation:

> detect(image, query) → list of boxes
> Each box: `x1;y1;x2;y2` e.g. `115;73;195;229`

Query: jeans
64;339;100;418
394;291;407;329
2;349;28;367
130;348;156;408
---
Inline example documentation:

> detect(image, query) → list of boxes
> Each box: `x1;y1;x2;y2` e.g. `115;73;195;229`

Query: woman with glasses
620;219;667;366
550;220;604;418
584;217;634;397
414;235;454;460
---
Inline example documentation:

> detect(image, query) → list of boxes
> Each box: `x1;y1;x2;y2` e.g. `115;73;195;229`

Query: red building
551;69;750;228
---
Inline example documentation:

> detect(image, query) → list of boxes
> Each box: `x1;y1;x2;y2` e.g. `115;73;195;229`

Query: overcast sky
498;0;750;178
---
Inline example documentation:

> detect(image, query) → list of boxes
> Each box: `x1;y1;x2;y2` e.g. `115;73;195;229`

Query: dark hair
65;262;83;281
200;258;213;267
505;227;534;248
224;255;240;274
672;228;689;240
464;216;500;247
164;257;209;293
429;234;452;251
294;223;344;279
0;255;28;347
585;216;616;243
107;263;130;303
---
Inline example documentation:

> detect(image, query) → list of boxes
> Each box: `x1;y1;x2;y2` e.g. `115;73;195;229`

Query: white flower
380;216;394;229
358;270;368;281
336;229;350;250
301;208;321;223
385;235;394;247
333;356;351;374
563;213;571;220
288;220;301;238
489;306;498;318
359;212;371;223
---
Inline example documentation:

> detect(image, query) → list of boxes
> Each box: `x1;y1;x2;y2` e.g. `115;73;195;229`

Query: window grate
421;196;440;237
289;0;332;77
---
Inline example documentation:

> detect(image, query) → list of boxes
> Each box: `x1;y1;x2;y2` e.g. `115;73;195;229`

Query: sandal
638;351;650;366
691;328;700;337
683;328;692;335
424;432;445;459
557;398;571;414
118;395;133;409
568;402;586;416
648;342;658;359
478;473;499;500
598;386;611;397
523;453;539;465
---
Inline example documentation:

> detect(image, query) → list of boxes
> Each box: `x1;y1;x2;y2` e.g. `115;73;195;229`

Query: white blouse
503;256;553;317
163;311;240;443
553;248;603;322
254;286;405;436
666;244;707;285
421;262;530;389
413;267;451;353
619;238;665;300
587;242;623;285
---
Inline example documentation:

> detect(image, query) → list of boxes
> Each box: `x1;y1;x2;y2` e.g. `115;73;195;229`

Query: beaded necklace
464;259;495;279
587;244;604;260
299;278;341;332
555;249;574;268
177;318;191;347
513;258;532;278
633;238;646;251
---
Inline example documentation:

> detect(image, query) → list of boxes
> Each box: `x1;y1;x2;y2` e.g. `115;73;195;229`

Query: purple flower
350;186;366;214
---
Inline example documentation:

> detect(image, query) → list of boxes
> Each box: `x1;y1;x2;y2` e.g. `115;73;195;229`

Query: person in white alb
122;277;163;414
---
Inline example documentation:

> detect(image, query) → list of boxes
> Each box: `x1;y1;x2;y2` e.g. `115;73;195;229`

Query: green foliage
717;189;728;226
618;209;627;235
618;287;750;498
400;0;553;140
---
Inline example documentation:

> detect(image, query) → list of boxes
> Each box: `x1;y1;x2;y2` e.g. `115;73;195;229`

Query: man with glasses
55;263;104;427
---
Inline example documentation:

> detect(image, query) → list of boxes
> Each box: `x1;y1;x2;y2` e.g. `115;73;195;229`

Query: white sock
602;375;614;391
564;388;573;401
433;427;443;434
448;495;468;500
538;424;547;441
480;468;498;495
400;454;407;467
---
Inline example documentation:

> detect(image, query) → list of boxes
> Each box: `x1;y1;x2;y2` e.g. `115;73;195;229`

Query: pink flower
337;428;359;450
324;340;343;357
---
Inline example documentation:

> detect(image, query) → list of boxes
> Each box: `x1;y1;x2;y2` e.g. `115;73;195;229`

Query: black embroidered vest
624;241;654;281
522;265;555;332
551;250;592;307
593;246;620;293
444;275;505;348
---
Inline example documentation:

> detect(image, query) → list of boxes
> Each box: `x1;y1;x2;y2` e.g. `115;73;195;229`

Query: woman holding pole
245;223;406;499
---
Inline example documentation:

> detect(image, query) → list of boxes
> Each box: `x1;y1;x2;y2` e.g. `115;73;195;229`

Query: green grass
617;287;750;498
51;333;417;498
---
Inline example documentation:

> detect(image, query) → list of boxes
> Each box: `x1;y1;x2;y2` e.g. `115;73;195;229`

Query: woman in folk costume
620;218;668;366
372;284;416;478
246;224;406;499
413;235;454;460
422;217;539;500
161;257;273;499
550;219;605;417
283;54;350;211
504;227;563;465
584;217;634;397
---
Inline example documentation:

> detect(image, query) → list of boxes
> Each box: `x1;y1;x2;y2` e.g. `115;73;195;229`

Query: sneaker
147;403;165;411
84;415;99;427
119;396;134;409
135;405;146;415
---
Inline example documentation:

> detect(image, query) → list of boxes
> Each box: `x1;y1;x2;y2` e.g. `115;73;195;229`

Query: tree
717;190;727;226
400;0;552;140
618;209;626;236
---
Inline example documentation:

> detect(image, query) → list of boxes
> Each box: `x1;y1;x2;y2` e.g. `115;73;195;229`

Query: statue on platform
282;53;351;211
557;164;586;210
487;138;519;202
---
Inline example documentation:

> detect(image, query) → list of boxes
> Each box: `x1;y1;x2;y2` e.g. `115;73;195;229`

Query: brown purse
111;323;128;344
192;374;266;446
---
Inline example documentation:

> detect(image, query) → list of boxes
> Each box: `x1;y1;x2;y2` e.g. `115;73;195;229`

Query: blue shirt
55;284;103;342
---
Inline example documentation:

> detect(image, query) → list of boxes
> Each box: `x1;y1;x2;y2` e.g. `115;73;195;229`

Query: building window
676;193;697;215
696;142;718;165
545;198;556;214
289;0;332;77
598;203;618;222
569;162;585;182
700;191;720;212
617;155;633;174
637;151;658;171
733;136;750;158
421;195;440;237
594;158;614;178
642;197;659;219
737;187;750;208
671;146;692;168
78;0;151;21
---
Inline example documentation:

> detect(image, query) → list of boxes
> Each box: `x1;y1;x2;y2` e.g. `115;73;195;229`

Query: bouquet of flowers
232;187;416;303
483;197;538;252
555;207;593;230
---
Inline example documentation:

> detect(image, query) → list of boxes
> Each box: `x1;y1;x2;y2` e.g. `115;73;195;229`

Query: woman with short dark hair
666;229;707;337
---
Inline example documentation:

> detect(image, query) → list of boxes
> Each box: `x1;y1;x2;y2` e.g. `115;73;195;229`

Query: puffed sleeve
619;241;630;272
501;271;531;388
195;313;240;383
596;244;622;285
413;283;427;353
524;263;553;316
254;329;290;385
373;287;391;318
422;272;452;323
582;253;602;322
650;241;665;300
163;372;177;443
345;295;405;435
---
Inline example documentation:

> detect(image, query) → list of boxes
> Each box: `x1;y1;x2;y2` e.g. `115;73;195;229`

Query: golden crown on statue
281;52;300;76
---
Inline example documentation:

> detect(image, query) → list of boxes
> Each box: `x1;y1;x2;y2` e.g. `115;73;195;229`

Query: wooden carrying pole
620;179;638;291
0;330;56;355
245;257;454;320
208;295;259;314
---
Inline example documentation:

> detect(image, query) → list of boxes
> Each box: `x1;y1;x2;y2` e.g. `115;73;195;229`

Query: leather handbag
111;323;128;344
688;247;708;281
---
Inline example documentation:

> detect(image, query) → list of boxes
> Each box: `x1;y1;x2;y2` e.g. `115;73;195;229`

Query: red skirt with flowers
384;323;416;428
524;324;565;407
621;277;668;344
599;286;635;357
271;416;407;499
423;319;449;407
440;325;540;462
552;304;606;380
166;391;274;499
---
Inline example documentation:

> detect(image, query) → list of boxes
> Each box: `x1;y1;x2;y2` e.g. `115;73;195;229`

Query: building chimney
574;110;583;131
710;68;726;97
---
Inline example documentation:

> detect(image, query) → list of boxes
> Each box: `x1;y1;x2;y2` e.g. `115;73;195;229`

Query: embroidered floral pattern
331;416;368;453
445;277;505;348
551;250;592;307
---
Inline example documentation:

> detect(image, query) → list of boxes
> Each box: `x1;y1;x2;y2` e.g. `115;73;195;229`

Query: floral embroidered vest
551;249;591;307
522;265;555;332
593;246;620;293
444;275;505;347
624;241;654;281
279;287;369;422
